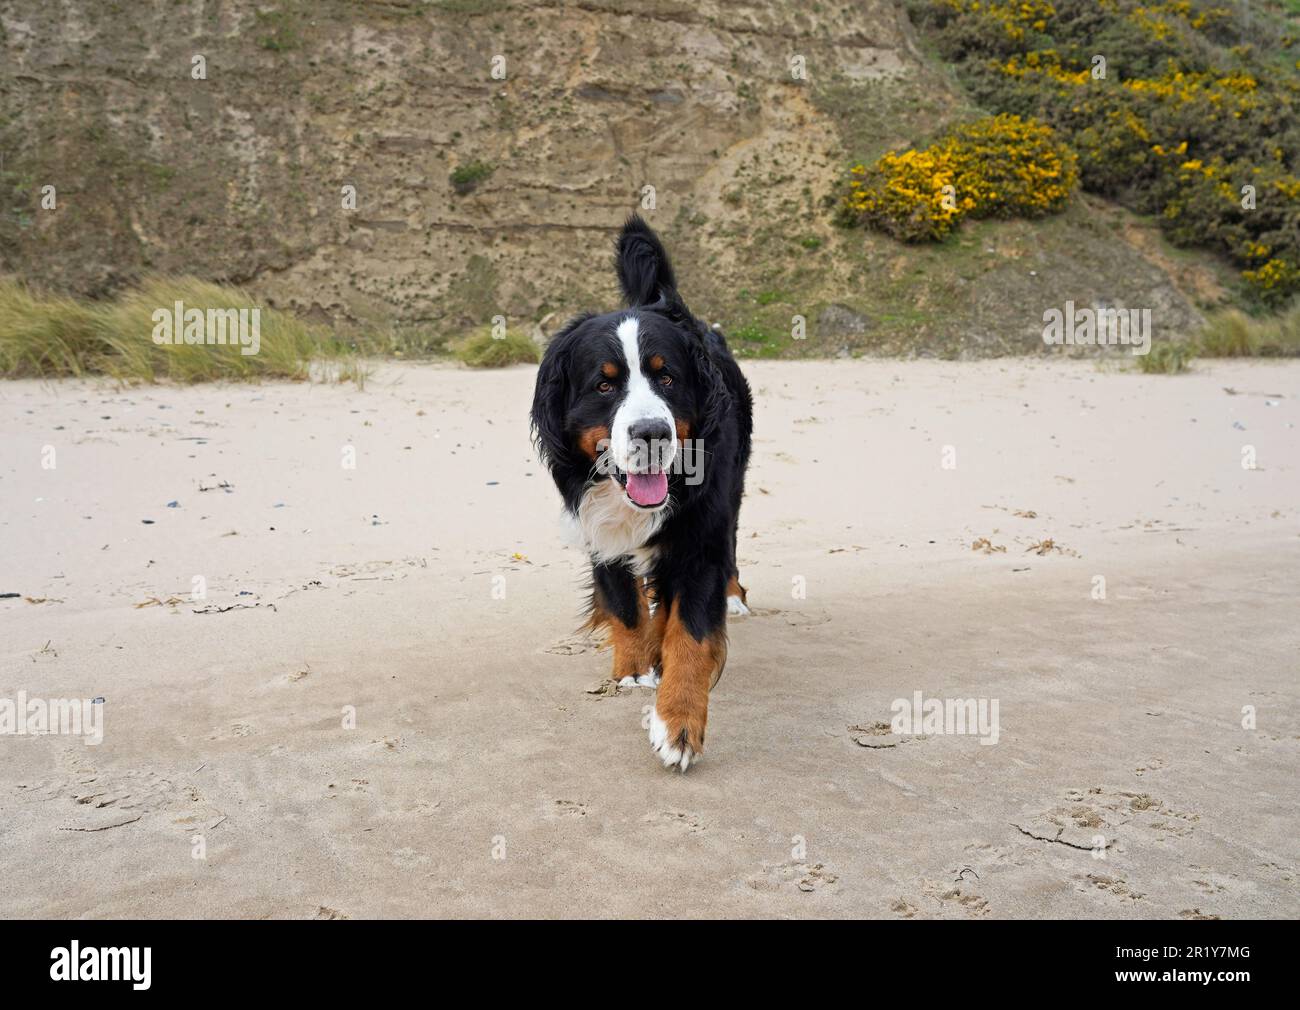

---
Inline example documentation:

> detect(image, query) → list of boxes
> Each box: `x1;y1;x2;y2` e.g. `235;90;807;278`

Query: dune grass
1135;342;1195;374
454;327;539;367
1196;304;1300;359
0;277;359;382
1133;301;1300;373
339;319;453;359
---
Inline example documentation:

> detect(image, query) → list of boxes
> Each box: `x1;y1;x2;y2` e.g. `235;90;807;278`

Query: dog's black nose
628;419;673;445
626;419;675;472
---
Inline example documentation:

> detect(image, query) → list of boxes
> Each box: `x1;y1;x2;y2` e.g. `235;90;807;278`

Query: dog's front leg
649;574;728;771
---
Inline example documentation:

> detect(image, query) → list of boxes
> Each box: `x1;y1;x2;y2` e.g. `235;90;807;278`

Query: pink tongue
625;471;668;506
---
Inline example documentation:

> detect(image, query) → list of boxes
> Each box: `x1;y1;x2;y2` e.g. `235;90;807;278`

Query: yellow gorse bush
1001;50;1091;85
937;0;1055;40
844;148;967;242
1242;257;1300;297
842;114;1077;242
910;0;1300;304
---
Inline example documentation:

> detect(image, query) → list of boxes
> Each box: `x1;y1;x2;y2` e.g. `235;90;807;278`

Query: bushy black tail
615;214;677;307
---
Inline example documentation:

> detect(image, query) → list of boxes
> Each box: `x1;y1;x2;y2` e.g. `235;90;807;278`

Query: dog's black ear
615;214;678;307
530;316;585;468
688;327;733;444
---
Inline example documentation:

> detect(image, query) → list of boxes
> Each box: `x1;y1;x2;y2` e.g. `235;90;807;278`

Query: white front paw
648;706;698;772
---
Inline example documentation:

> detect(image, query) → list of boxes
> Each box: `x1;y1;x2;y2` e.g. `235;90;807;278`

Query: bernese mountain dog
531;215;753;772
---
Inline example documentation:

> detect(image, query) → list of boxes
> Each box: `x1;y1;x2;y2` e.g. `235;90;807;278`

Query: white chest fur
561;478;664;568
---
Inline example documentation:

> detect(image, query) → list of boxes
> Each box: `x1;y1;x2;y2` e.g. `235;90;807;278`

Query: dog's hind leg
589;561;663;687
726;572;750;616
725;513;750;617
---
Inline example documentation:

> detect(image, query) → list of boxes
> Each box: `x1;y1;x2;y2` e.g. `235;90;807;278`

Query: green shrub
254;9;300;51
450;160;495;195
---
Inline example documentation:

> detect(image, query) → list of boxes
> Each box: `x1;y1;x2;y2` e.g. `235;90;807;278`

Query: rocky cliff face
0;0;1216;354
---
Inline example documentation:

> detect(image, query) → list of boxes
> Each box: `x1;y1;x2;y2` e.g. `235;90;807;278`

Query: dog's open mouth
612;468;669;509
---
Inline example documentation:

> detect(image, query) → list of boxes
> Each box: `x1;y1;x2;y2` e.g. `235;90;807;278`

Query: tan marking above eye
601;361;619;378
648;354;665;371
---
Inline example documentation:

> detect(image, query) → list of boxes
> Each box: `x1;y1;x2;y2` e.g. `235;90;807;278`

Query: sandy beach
1;358;1297;919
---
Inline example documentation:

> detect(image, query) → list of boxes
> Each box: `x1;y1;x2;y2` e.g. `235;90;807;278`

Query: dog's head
531;215;728;512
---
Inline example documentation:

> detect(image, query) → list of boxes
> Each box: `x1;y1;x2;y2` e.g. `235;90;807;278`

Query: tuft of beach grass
0;277;362;383
454;327;539;368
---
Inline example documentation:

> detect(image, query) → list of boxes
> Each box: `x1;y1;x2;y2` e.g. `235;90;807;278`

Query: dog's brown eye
597;380;614;394
658;373;672;387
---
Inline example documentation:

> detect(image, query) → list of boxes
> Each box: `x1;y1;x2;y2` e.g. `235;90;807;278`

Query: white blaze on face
610;316;676;475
